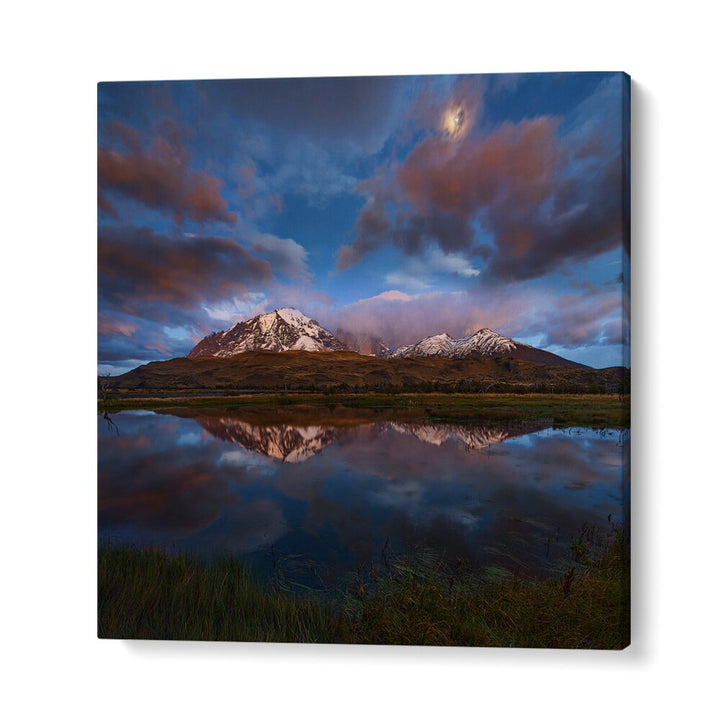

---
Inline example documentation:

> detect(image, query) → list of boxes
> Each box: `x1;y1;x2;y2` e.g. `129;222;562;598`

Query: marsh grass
99;392;630;428
98;546;345;642
98;528;629;648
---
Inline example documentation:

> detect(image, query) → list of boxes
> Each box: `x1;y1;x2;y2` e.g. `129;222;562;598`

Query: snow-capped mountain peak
275;307;315;329
188;307;347;358
451;327;517;357
393;333;456;358
188;307;583;367
393;327;518;359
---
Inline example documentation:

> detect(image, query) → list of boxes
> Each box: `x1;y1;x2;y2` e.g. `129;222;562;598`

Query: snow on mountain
275;307;318;331
188;307;583;367
392;328;516;359
188;308;347;358
451;328;517;357
392;333;455;358
291;335;327;352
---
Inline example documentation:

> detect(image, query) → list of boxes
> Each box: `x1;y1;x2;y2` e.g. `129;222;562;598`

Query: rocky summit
188;308;347;358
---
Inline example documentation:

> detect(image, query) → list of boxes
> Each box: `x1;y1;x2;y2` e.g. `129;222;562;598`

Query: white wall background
2;2;716;718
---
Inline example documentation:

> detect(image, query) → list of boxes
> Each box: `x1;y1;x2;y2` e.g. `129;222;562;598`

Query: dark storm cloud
391;211;476;256
336;195;391;270
98;119;236;225
200;75;408;153
337;79;625;284
483;152;623;281
338;187;477;270
98;225;273;321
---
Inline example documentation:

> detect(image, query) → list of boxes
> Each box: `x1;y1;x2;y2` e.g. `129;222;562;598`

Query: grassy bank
98;532;629;648
99;392;630;428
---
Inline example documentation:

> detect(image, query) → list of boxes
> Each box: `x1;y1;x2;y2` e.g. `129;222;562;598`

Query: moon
443;104;467;137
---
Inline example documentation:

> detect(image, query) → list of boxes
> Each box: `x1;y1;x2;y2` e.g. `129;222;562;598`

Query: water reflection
194;416;338;463
178;412;551;462
98;409;629;585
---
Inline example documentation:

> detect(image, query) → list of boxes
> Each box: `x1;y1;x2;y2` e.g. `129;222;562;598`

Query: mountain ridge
106;349;628;394
188;306;584;368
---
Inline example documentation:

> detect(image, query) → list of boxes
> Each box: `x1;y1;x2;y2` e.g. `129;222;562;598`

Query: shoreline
98;392;630;428
98;535;630;648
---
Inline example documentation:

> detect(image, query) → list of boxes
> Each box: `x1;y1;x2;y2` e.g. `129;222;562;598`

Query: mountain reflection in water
187;414;548;462
195;417;338;463
98;409;629;586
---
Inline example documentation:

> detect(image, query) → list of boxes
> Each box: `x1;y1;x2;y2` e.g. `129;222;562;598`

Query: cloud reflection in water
98;410;628;583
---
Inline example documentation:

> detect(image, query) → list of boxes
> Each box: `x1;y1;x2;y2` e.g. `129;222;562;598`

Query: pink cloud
338;83;623;284
98;120;236;226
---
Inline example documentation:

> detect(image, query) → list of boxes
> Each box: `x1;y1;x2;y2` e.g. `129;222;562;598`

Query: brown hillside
106;350;629;394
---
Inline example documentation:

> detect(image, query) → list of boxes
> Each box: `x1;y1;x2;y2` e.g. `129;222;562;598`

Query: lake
98;408;629;589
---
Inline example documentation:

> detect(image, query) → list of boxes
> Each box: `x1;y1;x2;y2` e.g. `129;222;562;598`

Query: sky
98;72;629;375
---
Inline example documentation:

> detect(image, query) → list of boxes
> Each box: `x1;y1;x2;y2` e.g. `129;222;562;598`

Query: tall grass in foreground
98;547;344;643
98;531;629;648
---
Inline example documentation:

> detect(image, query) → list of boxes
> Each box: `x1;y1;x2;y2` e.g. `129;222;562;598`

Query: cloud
98;314;136;338
399;116;561;219
98;225;273;323
336;194;391;270
315;289;517;348
385;246;480;290
98;119;236;226
235;159;285;218
200;293;268;326
248;231;312;282
396;75;487;146
337;79;625;284
527;291;623;347
201;75;411;154
97;223;319;368
366;290;412;302
313;276;623;363
271;137;357;205
97;314;194;364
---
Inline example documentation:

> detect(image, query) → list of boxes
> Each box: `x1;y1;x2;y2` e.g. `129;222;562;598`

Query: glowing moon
443;104;468;138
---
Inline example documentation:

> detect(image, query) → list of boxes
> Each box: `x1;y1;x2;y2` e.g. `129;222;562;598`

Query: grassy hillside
103;350;629;395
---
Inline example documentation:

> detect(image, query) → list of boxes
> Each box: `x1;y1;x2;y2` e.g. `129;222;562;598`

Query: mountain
188;307;347;358
392;333;455;358
392;328;584;368
189;307;582;369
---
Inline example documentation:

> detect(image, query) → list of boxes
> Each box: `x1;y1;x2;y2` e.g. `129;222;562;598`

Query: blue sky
98;72;629;374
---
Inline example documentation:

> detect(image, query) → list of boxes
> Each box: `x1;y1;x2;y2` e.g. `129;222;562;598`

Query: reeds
98;529;629;648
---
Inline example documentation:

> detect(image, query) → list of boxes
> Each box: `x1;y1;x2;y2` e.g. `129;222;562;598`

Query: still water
98;409;629;586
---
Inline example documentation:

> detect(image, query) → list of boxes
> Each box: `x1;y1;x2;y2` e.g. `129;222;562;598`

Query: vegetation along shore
99;526;629;648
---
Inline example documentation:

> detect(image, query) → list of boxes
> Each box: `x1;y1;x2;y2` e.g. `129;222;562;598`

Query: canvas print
98;72;630;648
